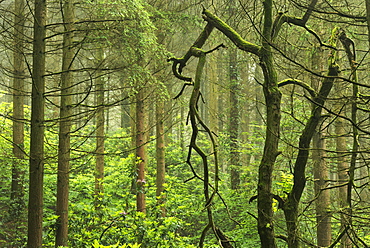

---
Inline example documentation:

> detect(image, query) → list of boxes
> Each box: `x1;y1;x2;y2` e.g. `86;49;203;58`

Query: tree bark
55;0;74;245
283;62;338;248
365;0;370;47
120;90;130;129
28;0;46;245
95;51;105;210
311;45;331;247
339;31;359;248
136;87;147;213
335;115;351;248
209;53;219;135
313;128;331;246
257;1;280;247
11;0;25;215
229;48;241;190
156;99;166;216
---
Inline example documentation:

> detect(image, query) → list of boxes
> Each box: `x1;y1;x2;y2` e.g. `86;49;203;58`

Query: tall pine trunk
136;87;147;213
11;0;25;217
56;0;74;245
95;51;105;209
156;99;165;216
28;0;46;245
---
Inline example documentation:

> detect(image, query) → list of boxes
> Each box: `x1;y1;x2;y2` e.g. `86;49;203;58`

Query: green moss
202;10;261;56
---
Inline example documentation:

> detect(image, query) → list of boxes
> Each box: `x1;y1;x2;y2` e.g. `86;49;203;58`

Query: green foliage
31;126;203;247
275;171;293;195
92;240;141;248
0;102;28;247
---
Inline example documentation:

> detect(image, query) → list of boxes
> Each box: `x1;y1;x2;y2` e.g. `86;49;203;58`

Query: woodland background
0;0;370;247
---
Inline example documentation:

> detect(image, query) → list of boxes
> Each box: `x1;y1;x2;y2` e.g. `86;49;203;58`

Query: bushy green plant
92;240;141;248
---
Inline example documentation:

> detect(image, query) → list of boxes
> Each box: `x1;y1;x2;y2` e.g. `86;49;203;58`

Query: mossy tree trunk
256;1;281;246
169;1;335;246
227;0;241;190
229;47;241;190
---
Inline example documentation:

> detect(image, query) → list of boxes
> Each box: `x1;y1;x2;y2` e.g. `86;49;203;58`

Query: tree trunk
106;89;110;133
11;0;25;217
209;53;219;135
156;99;166;216
28;0;46;245
55;0;74;245
365;0;370;47
136;87;147;213
283;64;338;248
240;60;252;169
335;116;351;248
95;51;105;209
311;45;331;247
257;1;280;246
333;69;348;248
342;31;358;247
120;90;130;129
229;48;241;190
179;105;186;154
313;128;331;246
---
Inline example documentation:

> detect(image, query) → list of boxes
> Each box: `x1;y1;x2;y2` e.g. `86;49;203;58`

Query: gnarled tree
169;1;346;247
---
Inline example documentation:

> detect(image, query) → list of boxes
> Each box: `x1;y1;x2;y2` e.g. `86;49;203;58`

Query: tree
135;85;147;213
366;0;370;47
339;29;359;248
94;50;105;210
169;1;342;247
226;1;242;191
335;91;351;248
311;45;331;247
10;0;26;218
55;0;75;245
156;98;166;216
255;1;281;245
229;47;241;190
28;0;46;245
